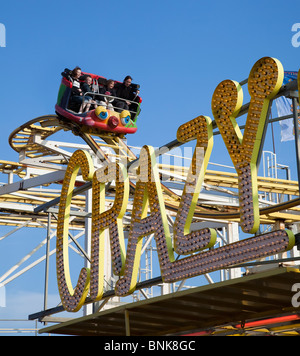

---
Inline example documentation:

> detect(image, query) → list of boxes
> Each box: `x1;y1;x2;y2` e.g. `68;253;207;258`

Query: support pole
292;96;300;191
43;213;51;317
125;310;130;336
84;188;93;316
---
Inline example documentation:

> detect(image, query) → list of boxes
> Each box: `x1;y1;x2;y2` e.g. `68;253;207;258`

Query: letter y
212;57;283;233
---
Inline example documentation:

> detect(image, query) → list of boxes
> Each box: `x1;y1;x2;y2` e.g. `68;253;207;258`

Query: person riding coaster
55;68;142;135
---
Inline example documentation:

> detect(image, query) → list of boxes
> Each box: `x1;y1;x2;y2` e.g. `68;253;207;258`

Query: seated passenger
98;79;117;111
114;75;139;112
69;66;91;113
81;75;97;111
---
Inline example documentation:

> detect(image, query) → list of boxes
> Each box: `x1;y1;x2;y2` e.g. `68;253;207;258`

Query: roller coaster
2;60;300;335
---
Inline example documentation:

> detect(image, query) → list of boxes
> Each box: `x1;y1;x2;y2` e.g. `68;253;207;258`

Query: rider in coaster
114;75;139;113
98;79;117;111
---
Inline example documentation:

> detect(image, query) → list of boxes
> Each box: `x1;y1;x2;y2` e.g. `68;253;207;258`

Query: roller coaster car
55;69;142;135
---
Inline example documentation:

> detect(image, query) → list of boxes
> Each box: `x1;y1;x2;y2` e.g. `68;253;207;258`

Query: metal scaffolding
0;75;300;335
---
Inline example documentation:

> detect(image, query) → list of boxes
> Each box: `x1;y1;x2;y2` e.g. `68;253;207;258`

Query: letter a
115;145;174;296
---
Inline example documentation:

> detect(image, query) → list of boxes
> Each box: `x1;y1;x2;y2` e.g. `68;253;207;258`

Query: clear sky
0;0;300;335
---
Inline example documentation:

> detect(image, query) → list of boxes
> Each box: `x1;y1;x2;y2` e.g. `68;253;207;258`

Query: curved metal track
6;115;300;225
9;115;68;160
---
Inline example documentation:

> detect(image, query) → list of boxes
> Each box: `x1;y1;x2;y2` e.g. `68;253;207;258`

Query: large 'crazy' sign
56;57;297;312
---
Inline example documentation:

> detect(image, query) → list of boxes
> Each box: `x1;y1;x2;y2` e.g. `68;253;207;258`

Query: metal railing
83;92;141;118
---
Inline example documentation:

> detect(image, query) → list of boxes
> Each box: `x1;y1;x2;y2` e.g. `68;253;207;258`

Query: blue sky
0;0;300;335
0;0;299;167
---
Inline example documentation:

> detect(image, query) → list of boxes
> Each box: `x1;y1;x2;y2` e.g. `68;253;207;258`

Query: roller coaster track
2;64;300;337
1;114;299;229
